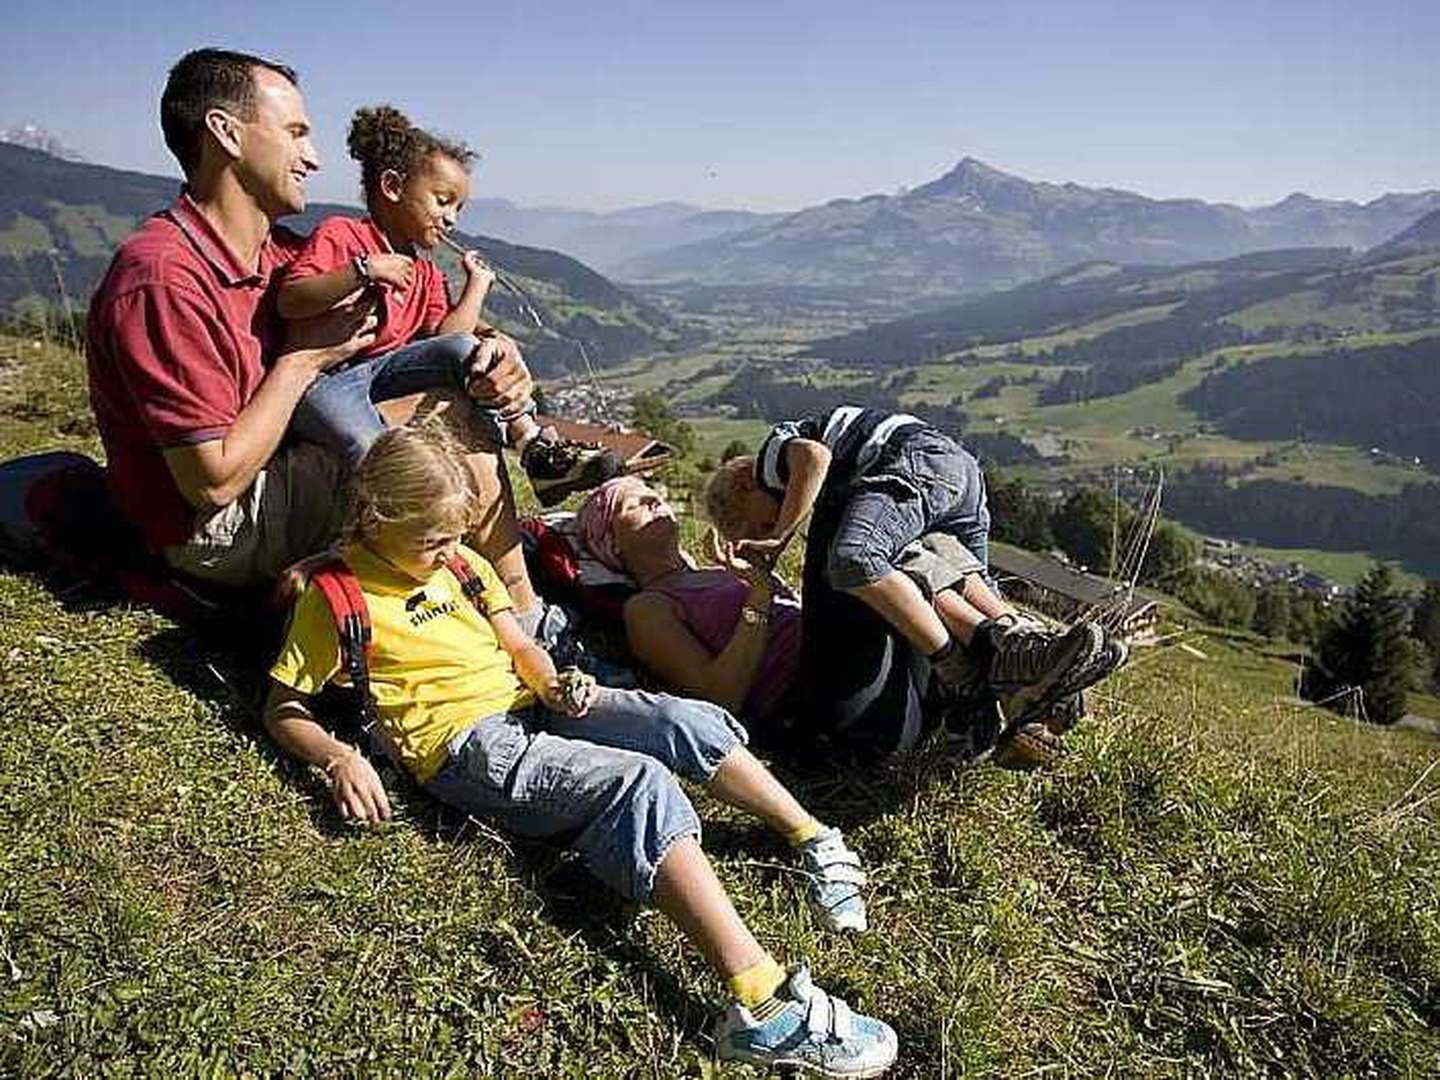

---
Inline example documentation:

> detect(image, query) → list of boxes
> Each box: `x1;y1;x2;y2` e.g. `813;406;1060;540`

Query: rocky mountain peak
0;124;85;162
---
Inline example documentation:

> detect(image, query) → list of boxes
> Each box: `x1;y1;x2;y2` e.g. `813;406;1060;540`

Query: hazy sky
4;0;1436;213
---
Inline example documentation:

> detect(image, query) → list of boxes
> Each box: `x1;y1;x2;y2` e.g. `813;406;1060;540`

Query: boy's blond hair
346;419;478;544
702;455;757;540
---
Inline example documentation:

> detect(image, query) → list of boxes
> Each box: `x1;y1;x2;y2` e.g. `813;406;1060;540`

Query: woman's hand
707;528;783;594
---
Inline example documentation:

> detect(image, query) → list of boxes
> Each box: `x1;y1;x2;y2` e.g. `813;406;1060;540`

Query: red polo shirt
86;194;302;550
284;215;451;356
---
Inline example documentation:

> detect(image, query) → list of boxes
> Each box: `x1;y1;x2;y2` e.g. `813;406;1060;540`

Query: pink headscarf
577;475;649;572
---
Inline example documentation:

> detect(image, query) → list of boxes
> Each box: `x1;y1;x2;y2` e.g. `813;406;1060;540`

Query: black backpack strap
443;553;490;616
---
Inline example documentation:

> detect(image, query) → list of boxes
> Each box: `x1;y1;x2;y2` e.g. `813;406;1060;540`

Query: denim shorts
423;689;748;902
291;332;487;466
824;427;991;590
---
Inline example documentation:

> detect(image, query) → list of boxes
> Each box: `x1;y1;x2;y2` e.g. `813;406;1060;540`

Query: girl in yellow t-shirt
263;423;898;1077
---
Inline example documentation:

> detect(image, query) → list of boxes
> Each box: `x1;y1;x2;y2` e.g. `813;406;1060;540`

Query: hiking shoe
943;693;1004;756
987;620;1104;726
521;435;624;508
797;827;868;932
714;965;898;1078
930;637;986;695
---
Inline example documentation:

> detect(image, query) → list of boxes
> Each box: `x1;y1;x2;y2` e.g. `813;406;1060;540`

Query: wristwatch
739;604;770;627
353;253;372;284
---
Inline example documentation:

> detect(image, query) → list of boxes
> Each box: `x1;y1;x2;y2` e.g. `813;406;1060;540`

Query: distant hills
460;198;783;274
1366;209;1440;261
803;236;1440;369
615;157;1440;299
0;143;689;374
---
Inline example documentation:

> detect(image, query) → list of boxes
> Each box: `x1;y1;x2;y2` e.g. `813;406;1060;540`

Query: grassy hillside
2;337;1439;1077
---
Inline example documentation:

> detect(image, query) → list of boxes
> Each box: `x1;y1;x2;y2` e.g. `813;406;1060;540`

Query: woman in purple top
577;477;802;732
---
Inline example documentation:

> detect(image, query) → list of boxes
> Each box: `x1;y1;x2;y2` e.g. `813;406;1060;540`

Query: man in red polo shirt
87;48;538;605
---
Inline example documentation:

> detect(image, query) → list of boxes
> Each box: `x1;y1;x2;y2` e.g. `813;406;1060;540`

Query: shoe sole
717;1047;897;1079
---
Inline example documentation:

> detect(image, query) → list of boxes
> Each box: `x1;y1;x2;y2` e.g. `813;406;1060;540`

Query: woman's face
613;484;678;558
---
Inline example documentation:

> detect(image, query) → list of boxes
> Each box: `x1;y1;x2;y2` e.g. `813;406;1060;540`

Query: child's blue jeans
291;332;483;466
423;690;748;902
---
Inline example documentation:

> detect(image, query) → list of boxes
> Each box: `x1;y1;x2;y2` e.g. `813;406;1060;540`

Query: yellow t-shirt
270;542;535;782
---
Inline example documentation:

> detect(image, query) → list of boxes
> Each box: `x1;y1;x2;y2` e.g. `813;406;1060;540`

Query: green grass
4;336;1440;1077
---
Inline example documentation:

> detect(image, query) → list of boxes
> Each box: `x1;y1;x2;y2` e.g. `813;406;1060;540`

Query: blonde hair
345;420;478;545
702;455;757;540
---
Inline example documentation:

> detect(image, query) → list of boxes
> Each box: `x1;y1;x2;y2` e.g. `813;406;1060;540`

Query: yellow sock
727;955;787;1010
785;816;821;847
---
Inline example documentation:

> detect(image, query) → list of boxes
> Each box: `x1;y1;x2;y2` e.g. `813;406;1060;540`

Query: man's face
230;67;318;218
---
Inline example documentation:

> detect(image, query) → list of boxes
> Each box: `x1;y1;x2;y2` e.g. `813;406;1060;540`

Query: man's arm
262;680;392;823
164;302;377;509
463;331;533;417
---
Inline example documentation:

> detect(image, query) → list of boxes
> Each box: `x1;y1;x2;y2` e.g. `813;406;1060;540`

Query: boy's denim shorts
824;427;991;590
424;689;748;902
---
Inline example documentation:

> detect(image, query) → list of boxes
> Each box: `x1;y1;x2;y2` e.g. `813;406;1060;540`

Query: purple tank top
646;569;802;722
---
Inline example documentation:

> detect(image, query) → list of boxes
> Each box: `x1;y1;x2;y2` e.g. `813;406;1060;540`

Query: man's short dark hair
160;48;299;176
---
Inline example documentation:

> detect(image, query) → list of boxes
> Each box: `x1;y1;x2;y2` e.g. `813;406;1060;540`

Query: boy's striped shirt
755;407;926;497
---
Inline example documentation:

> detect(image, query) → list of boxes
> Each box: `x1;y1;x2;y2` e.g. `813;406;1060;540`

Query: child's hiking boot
942;692;1004;757
986;619;1105;727
714;965;898;1078
797;827;868;932
929;637;986;695
521;434;624;507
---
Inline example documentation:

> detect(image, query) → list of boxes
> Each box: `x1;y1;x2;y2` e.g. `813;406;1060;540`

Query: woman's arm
261;680;392;823
623;581;775;715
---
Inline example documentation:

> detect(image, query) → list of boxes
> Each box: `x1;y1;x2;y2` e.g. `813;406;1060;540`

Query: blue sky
3;0;1436;212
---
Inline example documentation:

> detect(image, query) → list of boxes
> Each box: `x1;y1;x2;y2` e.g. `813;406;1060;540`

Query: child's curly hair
702;455;758;541
347;105;475;208
345;418;478;545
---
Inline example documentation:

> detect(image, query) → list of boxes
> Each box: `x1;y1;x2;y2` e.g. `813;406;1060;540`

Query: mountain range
0;143;687;375
613;158;1440;300
460;198;782;275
